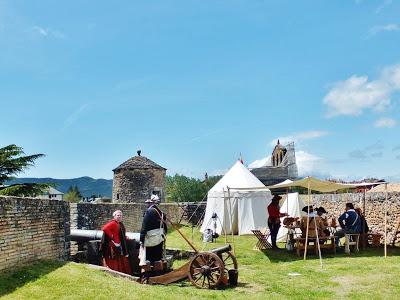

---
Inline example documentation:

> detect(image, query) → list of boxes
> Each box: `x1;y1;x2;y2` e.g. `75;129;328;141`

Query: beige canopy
268;177;390;263
268;176;357;193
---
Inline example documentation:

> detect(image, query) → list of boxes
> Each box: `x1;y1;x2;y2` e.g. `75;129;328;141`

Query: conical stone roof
113;155;166;172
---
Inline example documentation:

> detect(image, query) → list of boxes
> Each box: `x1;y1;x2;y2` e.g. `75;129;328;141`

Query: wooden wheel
218;251;238;274
188;252;224;289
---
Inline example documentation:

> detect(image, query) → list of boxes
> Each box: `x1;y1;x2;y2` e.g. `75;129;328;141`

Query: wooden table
293;236;336;256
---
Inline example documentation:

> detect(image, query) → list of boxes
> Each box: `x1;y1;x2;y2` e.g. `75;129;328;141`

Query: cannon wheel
218;250;238;274
188;252;224;289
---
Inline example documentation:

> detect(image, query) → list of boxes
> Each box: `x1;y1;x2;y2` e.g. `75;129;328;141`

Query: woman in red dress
101;210;132;275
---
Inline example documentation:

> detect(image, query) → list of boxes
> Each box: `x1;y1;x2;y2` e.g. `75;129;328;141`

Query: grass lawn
1;224;400;300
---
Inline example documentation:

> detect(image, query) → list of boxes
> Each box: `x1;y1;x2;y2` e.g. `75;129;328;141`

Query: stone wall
299;192;400;242
112;169;166;203
73;203;181;232
0;196;70;271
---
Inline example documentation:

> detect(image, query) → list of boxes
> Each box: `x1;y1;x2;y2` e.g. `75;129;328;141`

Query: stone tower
112;151;166;203
250;141;298;186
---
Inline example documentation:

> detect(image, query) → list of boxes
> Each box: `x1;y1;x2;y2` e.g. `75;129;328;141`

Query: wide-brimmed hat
302;205;314;213
145;194;160;203
271;194;282;202
316;207;327;214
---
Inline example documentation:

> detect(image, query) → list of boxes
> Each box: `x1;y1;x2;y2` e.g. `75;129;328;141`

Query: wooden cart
146;217;238;289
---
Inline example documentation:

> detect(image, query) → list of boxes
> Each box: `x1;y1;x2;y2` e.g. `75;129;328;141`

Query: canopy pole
312;192;323;268
227;187;235;255
363;188;366;215
363;189;366;234
304;178;311;260
285;187;289;246
384;183;388;258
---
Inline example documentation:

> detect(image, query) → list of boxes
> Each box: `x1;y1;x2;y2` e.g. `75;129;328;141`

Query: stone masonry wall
0;196;70;272
299;192;400;243
112;169;166;203
73;203;181;232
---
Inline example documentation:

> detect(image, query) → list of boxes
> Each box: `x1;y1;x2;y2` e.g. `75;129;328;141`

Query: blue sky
1;0;399;181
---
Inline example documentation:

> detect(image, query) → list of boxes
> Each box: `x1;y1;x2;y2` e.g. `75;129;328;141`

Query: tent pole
384;183;388;258
304;178;311;260
286;188;289;215
223;189;227;244
227;187;235;254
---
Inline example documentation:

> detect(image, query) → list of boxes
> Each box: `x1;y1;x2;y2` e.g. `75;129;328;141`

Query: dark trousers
146;242;164;262
268;222;280;247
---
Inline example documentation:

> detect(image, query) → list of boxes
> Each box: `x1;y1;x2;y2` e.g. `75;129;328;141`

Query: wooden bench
293;236;336;256
345;233;360;254
251;230;272;250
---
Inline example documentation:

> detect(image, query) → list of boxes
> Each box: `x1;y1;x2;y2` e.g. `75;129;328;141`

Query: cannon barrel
209;244;232;255
69;229;140;242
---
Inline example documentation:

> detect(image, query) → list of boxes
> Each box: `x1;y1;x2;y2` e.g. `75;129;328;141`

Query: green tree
203;175;222;191
0;144;49;196
64;185;82;203
165;174;222;202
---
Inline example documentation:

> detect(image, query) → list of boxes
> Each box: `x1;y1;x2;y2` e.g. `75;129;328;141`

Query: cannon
69;229;143;275
144;216;238;289
69;226;238;289
70;229;140;241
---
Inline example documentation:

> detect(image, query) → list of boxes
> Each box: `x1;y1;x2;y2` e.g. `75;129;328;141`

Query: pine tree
64;185;82;202
0;144;49;196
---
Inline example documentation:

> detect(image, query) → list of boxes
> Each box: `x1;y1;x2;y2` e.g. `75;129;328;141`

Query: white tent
200;161;272;235
269;179;294;188
275;192;305;243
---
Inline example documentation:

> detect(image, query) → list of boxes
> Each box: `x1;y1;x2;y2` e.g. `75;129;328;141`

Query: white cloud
208;168;229;177
374;117;397;128
323;64;400;117
63;104;89;130
375;0;393;13
296;150;326;177
31;26;65;39
248;155;271;169
369;23;400;36
269;130;328;146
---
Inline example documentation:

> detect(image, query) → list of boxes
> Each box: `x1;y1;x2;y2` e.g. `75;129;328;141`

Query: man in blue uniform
334;202;361;246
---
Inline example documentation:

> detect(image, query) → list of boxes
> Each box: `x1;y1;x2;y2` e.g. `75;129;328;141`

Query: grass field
1;225;400;299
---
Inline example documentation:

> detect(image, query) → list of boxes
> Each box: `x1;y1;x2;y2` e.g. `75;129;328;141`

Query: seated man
334;202;361;246
300;206;328;239
315;207;330;238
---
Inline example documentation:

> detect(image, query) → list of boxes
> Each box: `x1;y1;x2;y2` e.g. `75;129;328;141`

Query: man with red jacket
267;194;287;249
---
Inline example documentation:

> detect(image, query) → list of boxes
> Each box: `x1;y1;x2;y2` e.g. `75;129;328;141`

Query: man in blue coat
140;194;167;263
334;202;361;246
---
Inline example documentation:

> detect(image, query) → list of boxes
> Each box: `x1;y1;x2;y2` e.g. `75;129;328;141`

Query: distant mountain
6;176;113;197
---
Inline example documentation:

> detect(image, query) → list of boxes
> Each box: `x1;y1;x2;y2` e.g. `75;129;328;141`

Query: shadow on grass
0;260;65;297
261;245;400;263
